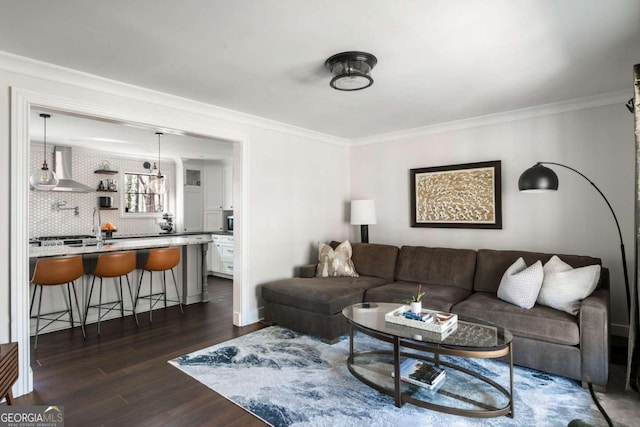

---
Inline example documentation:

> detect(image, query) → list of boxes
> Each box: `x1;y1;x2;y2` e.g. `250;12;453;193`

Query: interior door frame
10;87;249;397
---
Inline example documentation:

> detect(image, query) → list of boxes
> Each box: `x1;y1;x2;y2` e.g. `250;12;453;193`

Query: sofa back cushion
395;246;477;290
350;243;399;281
474;249;604;293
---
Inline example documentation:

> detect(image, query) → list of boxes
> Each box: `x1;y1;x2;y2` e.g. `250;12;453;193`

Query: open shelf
95;169;119;174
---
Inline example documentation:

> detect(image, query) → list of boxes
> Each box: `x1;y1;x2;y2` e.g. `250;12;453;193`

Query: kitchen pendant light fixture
325;51;377;91
148;132;166;194
29;113;59;190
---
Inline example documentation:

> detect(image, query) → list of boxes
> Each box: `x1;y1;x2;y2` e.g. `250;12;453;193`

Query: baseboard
209;272;233;279
233;311;241;326
184;295;202;305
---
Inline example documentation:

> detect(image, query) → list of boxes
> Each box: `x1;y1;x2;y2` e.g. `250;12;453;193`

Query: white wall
350;103;635;335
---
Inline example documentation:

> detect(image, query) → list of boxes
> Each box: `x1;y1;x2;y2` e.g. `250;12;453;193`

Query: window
123;173;165;213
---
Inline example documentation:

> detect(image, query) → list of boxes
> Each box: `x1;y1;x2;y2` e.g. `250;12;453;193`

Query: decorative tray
385;305;458;333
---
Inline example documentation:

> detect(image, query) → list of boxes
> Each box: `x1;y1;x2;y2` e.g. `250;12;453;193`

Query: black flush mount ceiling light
325;51;377;91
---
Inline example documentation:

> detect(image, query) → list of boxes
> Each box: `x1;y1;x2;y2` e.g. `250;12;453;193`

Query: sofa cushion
497;258;543;309
316;240;359;277
335;242;399;281
395;246;477;290
261;276;388;316
538;255;601;315
364;281;472;312
474;249;602;293
452;292;580;346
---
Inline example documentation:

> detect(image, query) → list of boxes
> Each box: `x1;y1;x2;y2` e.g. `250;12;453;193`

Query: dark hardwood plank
11;277;269;427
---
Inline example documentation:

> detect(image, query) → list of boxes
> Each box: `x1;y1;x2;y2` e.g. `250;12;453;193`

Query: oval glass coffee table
342;302;514;418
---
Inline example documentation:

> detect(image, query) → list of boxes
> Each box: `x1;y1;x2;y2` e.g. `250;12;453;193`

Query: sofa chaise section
261;243;399;342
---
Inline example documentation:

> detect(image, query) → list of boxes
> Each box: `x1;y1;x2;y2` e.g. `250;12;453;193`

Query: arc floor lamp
518;162;630;317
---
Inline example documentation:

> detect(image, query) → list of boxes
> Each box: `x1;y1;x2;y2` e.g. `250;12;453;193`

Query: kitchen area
28;109;236;335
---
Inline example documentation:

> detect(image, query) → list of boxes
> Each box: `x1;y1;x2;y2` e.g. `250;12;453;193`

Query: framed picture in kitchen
410;160;502;229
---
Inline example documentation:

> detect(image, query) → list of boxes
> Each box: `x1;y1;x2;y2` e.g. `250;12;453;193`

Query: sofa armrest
579;288;610;387
297;264;317;278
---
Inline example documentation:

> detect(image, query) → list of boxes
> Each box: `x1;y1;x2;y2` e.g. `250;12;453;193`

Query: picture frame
410;160;502;229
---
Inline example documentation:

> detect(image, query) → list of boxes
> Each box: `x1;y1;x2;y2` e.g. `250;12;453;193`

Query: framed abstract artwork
410;160;502;229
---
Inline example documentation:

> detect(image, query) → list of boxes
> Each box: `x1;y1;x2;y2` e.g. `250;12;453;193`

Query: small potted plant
404;284;426;314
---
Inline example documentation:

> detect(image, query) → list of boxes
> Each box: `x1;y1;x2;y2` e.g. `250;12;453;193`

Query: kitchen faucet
92;207;103;243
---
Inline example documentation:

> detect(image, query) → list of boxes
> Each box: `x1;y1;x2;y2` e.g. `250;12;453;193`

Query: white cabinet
183;188;203;231
204;165;233;211
204;210;223;232
208;241;222;273
223;166;233;210
209;235;233;277
204;167;223;210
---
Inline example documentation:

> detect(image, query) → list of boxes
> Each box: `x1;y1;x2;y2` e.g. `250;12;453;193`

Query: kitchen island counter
29;234;212;258
29;234;214;321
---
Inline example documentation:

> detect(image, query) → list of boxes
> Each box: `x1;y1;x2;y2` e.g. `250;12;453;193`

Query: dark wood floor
8;276;631;426
12;277;269;427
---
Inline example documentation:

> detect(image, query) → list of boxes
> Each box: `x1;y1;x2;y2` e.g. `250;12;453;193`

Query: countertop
30;234;213;258
110;231;233;239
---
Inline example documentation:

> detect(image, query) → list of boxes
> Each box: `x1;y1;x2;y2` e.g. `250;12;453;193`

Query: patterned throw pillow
316;240;359;278
497;257;543;309
537;255;601;315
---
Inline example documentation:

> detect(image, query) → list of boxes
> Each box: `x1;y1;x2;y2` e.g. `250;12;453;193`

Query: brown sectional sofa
261;242;610;387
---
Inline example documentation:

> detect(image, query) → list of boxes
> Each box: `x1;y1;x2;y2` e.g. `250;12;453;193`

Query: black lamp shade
518;164;559;192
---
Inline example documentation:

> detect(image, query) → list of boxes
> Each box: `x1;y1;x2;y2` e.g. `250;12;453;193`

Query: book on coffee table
392;358;446;390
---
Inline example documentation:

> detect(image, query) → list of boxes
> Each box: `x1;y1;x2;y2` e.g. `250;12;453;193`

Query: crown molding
0;51;349;147
349;89;631;147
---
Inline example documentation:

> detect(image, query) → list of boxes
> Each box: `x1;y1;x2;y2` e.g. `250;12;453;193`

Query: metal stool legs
135;267;183;322
29;281;86;350
84;273;139;335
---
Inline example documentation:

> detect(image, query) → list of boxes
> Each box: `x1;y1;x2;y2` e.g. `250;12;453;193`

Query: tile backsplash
30;146;176;238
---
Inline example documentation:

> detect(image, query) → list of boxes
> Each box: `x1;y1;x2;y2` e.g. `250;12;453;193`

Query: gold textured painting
410;161;502;229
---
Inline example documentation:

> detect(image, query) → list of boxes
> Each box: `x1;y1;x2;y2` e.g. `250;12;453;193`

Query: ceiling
29;107;234;161
2;1;639;140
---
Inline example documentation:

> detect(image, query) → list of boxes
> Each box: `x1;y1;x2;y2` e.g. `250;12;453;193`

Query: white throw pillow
497;258;544;309
537;255;601;315
316;240;359;278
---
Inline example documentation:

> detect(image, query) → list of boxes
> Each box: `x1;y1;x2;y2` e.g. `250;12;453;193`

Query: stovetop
36;235;95;241
32;235;98;247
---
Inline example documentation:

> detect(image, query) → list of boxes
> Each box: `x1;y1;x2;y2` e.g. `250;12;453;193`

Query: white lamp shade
149;175;166;194
350;199;377;225
29;167;58;190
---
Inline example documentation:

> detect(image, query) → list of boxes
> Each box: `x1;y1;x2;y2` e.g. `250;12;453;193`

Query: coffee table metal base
347;325;514;418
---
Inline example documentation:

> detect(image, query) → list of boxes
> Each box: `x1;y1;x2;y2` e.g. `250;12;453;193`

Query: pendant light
29;113;59;190
149;132;166;194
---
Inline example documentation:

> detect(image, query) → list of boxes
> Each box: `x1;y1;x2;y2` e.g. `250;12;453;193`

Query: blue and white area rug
169;326;606;427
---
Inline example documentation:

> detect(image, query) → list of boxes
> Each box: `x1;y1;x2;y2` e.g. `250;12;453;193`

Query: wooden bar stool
30;256;86;349
135;247;183;322
84;251;138;335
